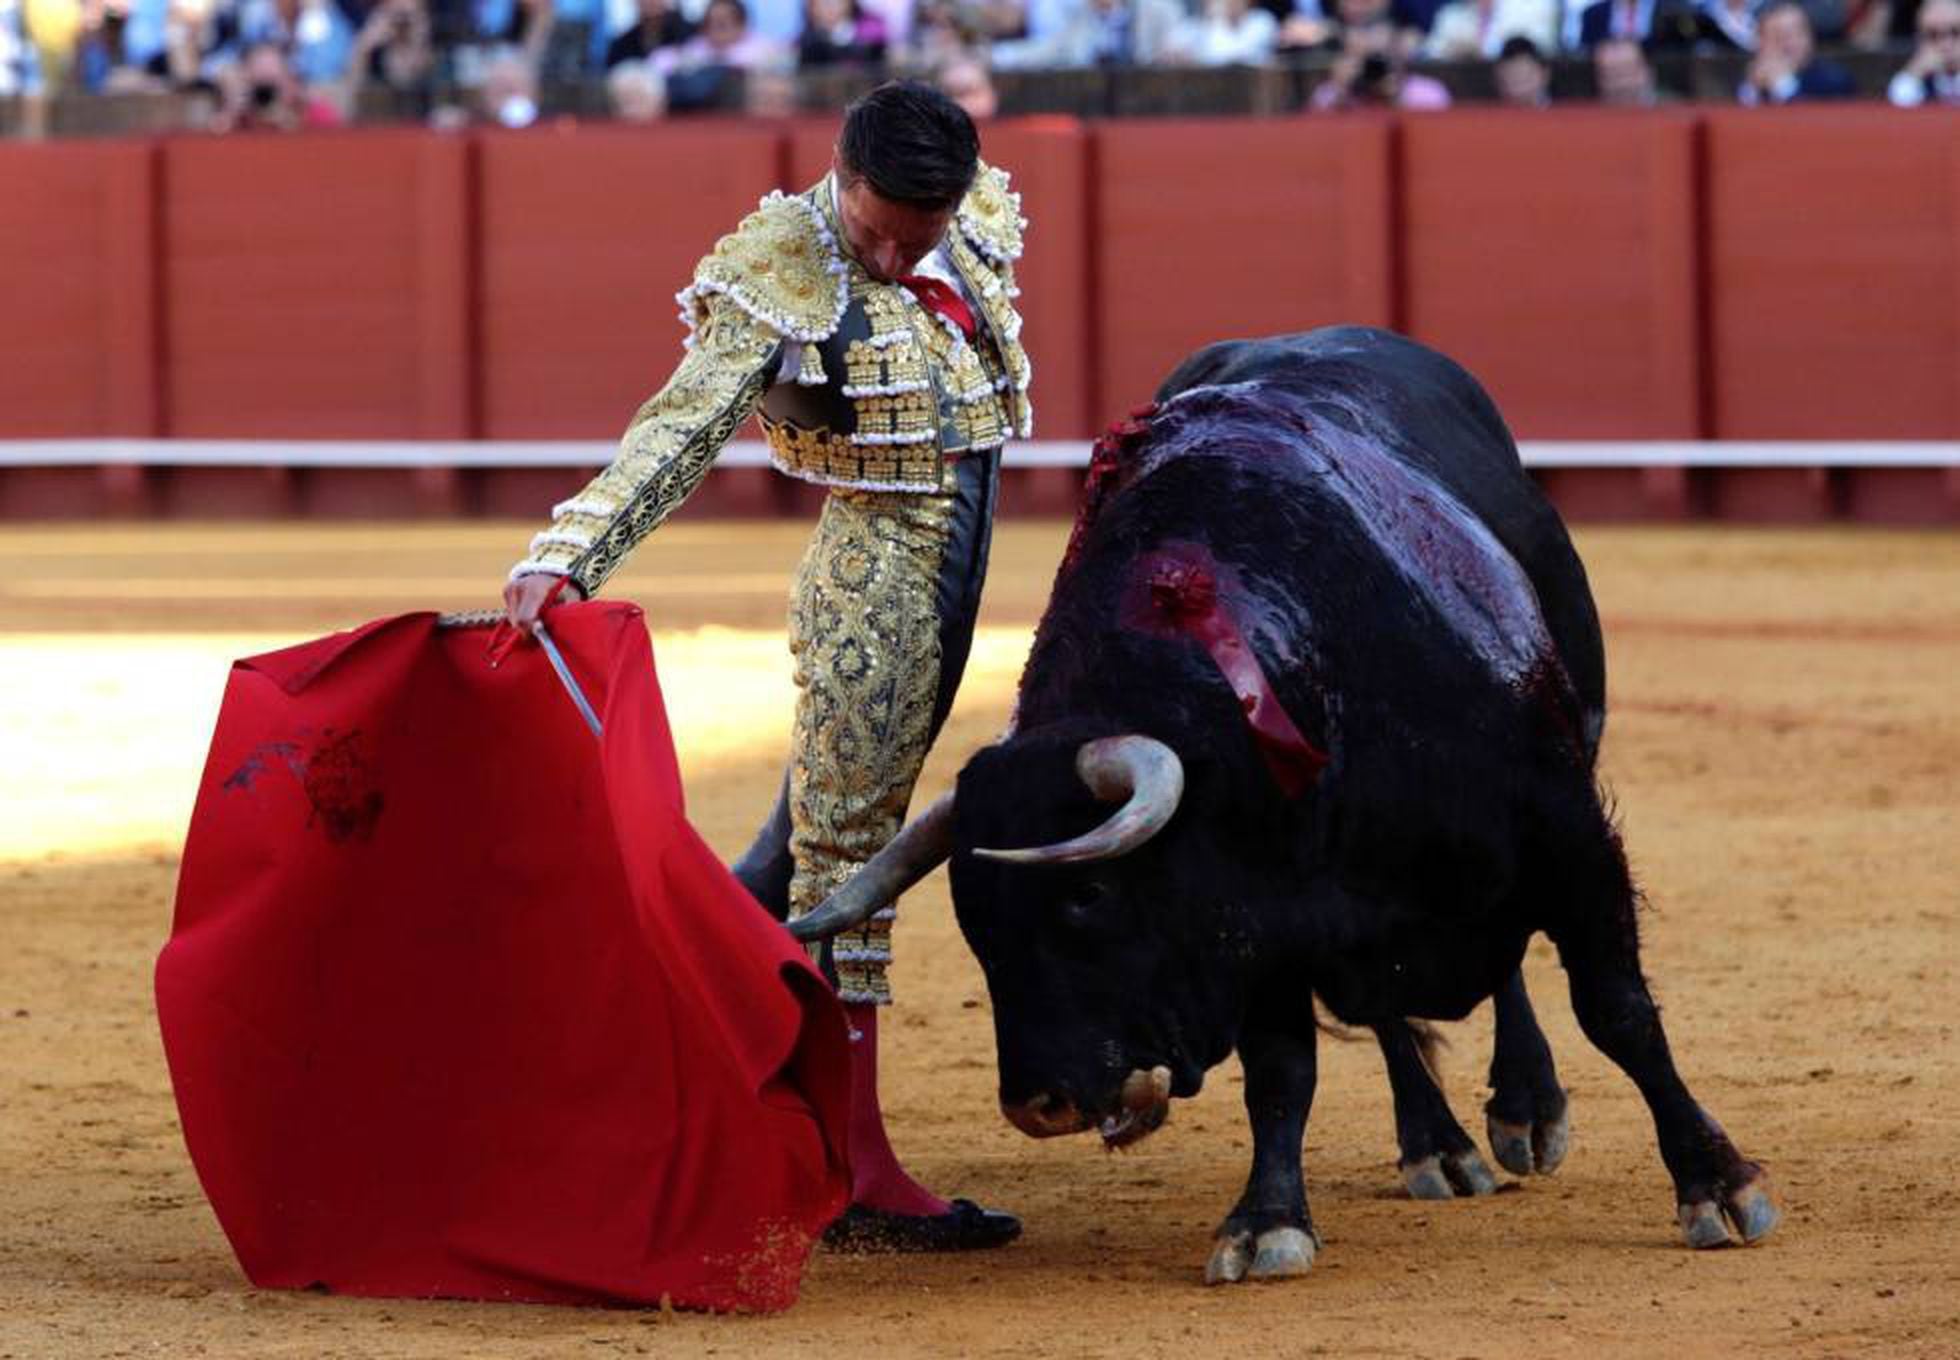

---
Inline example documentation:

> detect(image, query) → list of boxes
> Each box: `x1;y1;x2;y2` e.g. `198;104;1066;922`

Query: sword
530;619;604;740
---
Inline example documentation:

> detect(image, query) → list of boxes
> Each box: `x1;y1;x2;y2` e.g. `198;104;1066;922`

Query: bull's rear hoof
1730;1179;1782;1243
1677;1172;1782;1250
1401;1149;1498;1199
1486;1103;1571;1177
1678;1201;1731;1249
1206;1227;1317;1285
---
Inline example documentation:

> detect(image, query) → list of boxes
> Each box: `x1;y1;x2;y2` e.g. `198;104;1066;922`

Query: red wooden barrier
4;116;1959;525
160;130;471;440
0;140;158;438
476;123;783;440
785;115;1096;439
1092;116;1395;417
1705;108;1960;439
1400;109;1702;441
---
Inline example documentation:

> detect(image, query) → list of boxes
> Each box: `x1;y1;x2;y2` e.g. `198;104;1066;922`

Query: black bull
791;327;1779;1281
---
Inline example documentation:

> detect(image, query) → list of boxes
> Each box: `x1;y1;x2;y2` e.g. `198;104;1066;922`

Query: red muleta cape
157;603;850;1312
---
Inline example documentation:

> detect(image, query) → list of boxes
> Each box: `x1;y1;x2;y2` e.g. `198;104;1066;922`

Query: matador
502;82;1027;1252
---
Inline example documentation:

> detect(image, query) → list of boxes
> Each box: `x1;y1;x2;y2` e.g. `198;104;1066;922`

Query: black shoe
821;1198;1022;1253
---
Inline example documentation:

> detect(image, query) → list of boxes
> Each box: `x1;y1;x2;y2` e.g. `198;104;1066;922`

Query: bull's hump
1159;382;1555;686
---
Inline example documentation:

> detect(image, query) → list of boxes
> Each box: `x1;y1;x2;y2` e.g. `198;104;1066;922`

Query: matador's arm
508;297;786;598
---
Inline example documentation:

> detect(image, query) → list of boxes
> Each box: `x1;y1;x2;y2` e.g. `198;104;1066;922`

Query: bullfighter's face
949;734;1246;1150
834;173;955;283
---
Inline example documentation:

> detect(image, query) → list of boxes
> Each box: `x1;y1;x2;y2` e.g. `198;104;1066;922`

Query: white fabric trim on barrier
0;439;1956;469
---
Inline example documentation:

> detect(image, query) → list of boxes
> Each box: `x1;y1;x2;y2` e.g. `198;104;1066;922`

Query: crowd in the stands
2;0;1956;130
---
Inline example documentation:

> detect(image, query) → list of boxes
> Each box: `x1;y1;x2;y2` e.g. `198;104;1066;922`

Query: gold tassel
797;342;826;386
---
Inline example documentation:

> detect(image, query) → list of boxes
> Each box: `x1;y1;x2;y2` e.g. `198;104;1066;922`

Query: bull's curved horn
786;793;956;942
973;735;1184;866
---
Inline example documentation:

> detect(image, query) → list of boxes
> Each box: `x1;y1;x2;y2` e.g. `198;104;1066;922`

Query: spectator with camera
1312;9;1449;104
1887;0;1960;102
1736;0;1851;100
212;36;341;125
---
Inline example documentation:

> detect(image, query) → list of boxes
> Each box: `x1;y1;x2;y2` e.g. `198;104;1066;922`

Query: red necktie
896;274;977;340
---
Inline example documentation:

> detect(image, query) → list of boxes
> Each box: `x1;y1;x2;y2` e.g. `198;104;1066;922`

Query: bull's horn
785;793;956;942
973;735;1184;865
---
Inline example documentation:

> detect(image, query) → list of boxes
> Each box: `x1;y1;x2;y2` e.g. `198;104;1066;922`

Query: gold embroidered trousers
735;450;1000;1005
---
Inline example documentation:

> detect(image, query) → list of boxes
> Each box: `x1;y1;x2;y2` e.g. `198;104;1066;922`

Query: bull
791;327;1780;1282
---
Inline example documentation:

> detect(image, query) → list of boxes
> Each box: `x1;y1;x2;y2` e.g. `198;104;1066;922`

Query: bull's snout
1001;1065;1175;1145
1001;1092;1089;1138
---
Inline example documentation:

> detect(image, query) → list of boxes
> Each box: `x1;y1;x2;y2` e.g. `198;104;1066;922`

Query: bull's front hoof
1677;1170;1782;1250
1401;1149;1499;1200
1486;1101;1571;1177
1205;1226;1317;1285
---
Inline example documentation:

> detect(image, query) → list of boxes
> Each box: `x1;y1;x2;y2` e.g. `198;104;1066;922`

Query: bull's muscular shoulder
683;190;850;344
957;161;1026;266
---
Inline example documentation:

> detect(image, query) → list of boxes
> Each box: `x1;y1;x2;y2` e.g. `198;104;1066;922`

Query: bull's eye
1059;881;1111;930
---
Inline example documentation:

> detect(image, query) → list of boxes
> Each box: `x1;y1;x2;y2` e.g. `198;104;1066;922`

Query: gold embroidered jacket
510;165;1033;597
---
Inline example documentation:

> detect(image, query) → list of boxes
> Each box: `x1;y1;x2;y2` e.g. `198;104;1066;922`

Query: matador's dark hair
836;80;980;212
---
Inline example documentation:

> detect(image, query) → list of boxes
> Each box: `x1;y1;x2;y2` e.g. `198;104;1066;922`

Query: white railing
0;439;1956;469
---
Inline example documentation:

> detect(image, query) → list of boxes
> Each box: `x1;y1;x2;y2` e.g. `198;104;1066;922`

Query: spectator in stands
605;53;665;111
604;0;690;68
1888;0;1960;101
1175;0;1281;63
476;0;554;75
345;0;433;110
1846;0;1930;49
1592;31;1670;97
1423;0;1557;60
476;38;538;118
1693;0;1759;49
1493;31;1549;100
237;0;354;86
1282;0;1427;57
1313;10;1449;103
934;45;996;115
157;0;244;86
857;0;912;49
989;0;1183;67
1;0;47;101
652;0;783;108
907;0;973;67
74;0;165;90
1567;0;1703;48
967;0;1036;42
796;0;887;67
21;0;81;92
214;36;341;124
1736;0;1851;99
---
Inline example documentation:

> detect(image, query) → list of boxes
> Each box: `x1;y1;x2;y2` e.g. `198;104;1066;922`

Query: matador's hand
502;573;585;629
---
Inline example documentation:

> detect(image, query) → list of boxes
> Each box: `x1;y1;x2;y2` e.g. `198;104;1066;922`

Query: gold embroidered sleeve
510;301;784;596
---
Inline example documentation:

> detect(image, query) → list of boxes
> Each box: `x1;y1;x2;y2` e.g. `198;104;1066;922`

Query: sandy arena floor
1;519;1955;1359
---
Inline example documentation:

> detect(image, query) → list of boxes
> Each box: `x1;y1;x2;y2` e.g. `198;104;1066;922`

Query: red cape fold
157;603;851;1312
